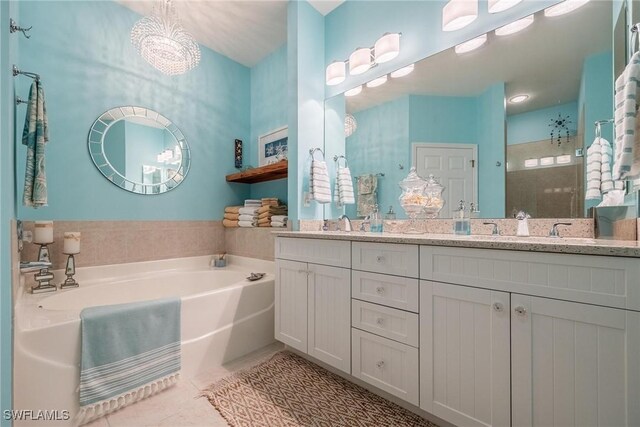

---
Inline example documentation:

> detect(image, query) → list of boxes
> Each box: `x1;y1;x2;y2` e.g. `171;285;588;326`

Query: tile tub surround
20;221;225;270
225;225;291;261
274;230;640;257
300;218;595;238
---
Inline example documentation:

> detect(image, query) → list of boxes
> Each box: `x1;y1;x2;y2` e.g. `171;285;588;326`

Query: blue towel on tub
78;298;181;423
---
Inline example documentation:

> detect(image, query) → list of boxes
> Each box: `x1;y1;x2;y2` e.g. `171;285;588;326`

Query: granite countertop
271;231;640;258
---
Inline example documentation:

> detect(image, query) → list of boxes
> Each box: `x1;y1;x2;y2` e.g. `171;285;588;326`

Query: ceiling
346;0;612;115
119;0;343;68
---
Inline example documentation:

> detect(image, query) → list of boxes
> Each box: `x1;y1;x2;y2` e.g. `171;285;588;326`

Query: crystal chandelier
131;0;201;76
345;114;358;137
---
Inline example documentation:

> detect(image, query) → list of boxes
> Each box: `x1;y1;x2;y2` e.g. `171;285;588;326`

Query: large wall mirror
88;106;191;195
324;1;634;220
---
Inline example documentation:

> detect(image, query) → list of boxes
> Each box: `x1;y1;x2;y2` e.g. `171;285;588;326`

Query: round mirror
88;106;191;195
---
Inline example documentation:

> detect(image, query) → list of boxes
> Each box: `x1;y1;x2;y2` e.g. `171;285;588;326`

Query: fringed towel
613;51;640;180
78;298;181;425
356;174;378;217
310;160;331;203
22;80;49;208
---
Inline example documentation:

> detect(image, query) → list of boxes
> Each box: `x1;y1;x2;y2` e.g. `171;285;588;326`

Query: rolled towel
271;221;286;227
223;219;239;228
271;215;288;222
239;207;259;215
257;217;270;225
238;220;256;227
225;206;241;214
224;213;239;221
239;214;257;221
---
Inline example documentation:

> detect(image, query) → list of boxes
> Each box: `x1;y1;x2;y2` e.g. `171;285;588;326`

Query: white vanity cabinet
275;238;351;374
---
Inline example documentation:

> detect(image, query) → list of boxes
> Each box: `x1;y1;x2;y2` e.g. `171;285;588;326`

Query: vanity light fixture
390;64;415;78
131;0;201;76
509;94;529;103
349;47;373;75
556;154;572;164
366;75;388;88
540;156;555;166
488;0;523;13
454;34;488;54
544;0;589;17
442;0;478;31
374;33;401;63
326;61;346;86
495;14;534;36
345;85;363;97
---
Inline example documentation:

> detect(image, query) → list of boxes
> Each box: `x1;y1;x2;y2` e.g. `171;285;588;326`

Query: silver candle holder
32;243;56;294
60;253;79;289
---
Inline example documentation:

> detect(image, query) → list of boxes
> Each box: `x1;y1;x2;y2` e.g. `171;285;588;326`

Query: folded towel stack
310;160;331;203
244;199;262;208
238;206;259;227
271;215;288;228
223;206;242;227
257;204;288;227
261;197;280;207
334;166;355;206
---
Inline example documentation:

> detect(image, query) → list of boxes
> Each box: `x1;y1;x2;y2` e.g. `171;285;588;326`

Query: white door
308;264;351;373
511;294;640;427
420;281;511;427
275;259;308;353
413;143;477;217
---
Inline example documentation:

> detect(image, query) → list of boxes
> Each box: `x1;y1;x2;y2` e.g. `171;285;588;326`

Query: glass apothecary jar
423;174;445;219
398;167;427;234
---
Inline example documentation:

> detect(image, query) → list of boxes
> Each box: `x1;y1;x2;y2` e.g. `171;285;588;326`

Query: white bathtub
14;255;275;426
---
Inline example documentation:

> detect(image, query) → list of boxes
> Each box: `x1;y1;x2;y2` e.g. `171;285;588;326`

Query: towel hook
309;147;325;161
594;119;613;141
12;65;40;82
631;23;640;61
9;18;32;39
15;96;28;106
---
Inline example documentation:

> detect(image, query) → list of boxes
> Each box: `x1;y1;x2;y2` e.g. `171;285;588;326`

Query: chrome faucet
483;222;499;236
549;222;571;238
360;215;371;232
338;214;352;232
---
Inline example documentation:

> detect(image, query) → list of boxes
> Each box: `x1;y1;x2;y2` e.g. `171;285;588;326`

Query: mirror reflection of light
366;75;388;88
345;85;363;97
495;14;534;36
454;34;488;54
442;0;478;31
524;158;539;168
390;64;415;78
544;0;589;17
509;94;529;103
556;154;572;164
540;157;554;166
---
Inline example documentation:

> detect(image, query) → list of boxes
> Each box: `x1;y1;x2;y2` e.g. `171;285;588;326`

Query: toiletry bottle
385;206;396;220
516;211;530;236
453;200;470;235
370;205;383;233
322;220;329;231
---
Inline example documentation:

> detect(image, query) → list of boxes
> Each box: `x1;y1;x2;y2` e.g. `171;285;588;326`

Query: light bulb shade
131;0;201;76
366;75;388;88
345;85;363;97
374;33;400;64
326;61;346;86
454;34;487;54
442;0;478;31
488;0;523;13
544;0;589;17
345;114;358;137
390;64;415;78
495;14;534;36
349;47;373;75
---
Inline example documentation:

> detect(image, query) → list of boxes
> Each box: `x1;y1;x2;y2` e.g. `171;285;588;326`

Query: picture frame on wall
258;126;288;166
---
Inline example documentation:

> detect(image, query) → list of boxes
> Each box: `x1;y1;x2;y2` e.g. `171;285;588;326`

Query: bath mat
202;351;437;427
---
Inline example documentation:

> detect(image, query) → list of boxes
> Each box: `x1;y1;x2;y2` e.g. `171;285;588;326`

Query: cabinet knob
376;360;385;369
493;302;504;312
376;255;385;263
376;317;385;326
514;306;527;316
376;286;385;295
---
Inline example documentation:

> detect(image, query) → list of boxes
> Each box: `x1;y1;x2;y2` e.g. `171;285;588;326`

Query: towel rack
333;155;349;168
309;147;325;161
594;119;614;140
12;64;40;82
630;23;640;61
355;173;385;180
9;18;32;39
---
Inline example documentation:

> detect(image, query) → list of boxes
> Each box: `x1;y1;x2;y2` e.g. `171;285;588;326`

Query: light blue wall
103;120;126;175
409;95;477;143
324;0;560;98
248;44;288;204
16;1;251;220
0;0;17;421
507;102;579;145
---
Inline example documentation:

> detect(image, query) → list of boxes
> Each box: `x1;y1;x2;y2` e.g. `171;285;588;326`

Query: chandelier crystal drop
131;0;201;76
345;114;358;138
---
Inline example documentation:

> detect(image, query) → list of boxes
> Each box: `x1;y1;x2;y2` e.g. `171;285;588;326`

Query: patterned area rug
202;351;438;427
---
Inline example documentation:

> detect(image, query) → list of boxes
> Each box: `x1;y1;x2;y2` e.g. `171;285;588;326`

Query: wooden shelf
226;161;288;184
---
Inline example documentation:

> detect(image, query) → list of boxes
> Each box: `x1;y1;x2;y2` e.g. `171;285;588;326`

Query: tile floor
86;342;284;427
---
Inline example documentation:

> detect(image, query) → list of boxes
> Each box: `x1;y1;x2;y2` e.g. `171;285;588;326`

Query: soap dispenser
453;200;470;235
370;205;383;233
516;211;530;237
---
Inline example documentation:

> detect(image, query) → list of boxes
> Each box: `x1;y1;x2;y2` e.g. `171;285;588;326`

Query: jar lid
399;167;427;190
424;174;443;191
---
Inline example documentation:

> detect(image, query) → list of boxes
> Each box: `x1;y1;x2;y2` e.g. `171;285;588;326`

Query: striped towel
78;298;181;424
310;160;331;203
586;137;624;201
22;80;49;208
613;51;640;180
333;166;355;206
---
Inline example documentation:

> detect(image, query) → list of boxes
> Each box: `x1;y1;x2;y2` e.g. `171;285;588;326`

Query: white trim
258;126;288;166
411;142;479;207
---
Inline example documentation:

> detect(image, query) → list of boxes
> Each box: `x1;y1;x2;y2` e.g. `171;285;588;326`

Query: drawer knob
376;286;385;295
514;306;527;316
376;360;385;369
376;317;385;326
376;255;385;263
493;302;504;313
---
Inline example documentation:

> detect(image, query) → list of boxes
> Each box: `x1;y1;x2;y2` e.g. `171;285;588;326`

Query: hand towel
223;219;239;228
223;213;239;221
271;221;287;227
258;205;288;214
613;51;640;180
586;137;624;201
244;199;262;207
271;215;288;222
22;80;49;208
335;166;355;205
224;206;242;214
257;217;270;225
239;214;257;221
239;207;259;215
310;160;331;203
238;220;256;227
78;298;180;424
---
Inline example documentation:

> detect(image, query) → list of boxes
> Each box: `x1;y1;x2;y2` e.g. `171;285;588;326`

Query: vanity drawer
352;271;419;313
352;300;419;347
420;246;640;311
275;237;351;268
352;242;419;278
352;328;419;406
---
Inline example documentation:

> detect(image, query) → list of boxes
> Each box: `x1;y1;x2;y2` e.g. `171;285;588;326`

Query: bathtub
14;255;275;426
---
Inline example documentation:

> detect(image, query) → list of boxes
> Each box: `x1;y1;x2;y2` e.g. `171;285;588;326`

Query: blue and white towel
22;80;49;208
78;298;181;424
310;160;331;203
333;166;355;206
613;51;640;180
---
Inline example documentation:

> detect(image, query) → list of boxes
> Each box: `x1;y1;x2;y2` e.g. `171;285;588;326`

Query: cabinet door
512;294;640;427
308;264;351;373
275;259;308;353
420;280;511;427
